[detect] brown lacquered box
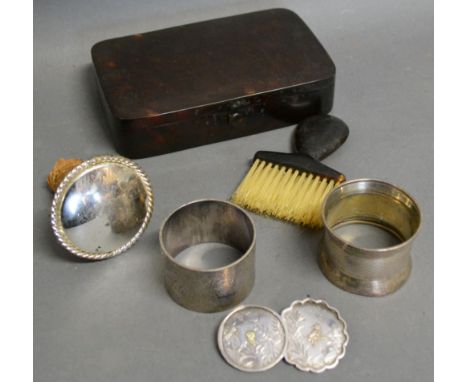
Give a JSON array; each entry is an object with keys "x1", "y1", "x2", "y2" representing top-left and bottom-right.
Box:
[{"x1": 91, "y1": 9, "x2": 336, "y2": 158}]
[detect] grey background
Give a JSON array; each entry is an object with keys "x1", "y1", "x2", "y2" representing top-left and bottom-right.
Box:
[{"x1": 34, "y1": 0, "x2": 433, "y2": 381}]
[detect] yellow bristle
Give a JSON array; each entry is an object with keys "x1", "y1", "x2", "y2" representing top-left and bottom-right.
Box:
[{"x1": 231, "y1": 159, "x2": 342, "y2": 228}]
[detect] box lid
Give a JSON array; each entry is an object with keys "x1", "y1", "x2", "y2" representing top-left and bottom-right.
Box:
[{"x1": 91, "y1": 9, "x2": 335, "y2": 120}]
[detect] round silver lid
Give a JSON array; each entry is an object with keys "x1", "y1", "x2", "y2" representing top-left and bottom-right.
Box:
[
  {"x1": 218, "y1": 305, "x2": 287, "y2": 372},
  {"x1": 281, "y1": 298, "x2": 349, "y2": 373}
]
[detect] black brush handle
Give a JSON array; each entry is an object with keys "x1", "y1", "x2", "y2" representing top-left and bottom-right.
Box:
[{"x1": 254, "y1": 151, "x2": 345, "y2": 182}]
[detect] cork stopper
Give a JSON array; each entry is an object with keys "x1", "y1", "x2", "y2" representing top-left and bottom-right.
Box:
[{"x1": 47, "y1": 158, "x2": 83, "y2": 192}]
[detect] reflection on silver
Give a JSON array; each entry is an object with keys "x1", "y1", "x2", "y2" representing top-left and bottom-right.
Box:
[
  {"x1": 51, "y1": 156, "x2": 154, "y2": 260},
  {"x1": 281, "y1": 298, "x2": 348, "y2": 373},
  {"x1": 218, "y1": 305, "x2": 287, "y2": 372}
]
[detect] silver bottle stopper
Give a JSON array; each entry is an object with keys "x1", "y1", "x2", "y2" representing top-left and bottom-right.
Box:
[{"x1": 51, "y1": 155, "x2": 154, "y2": 260}]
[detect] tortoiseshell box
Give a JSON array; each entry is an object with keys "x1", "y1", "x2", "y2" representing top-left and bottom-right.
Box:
[{"x1": 91, "y1": 9, "x2": 336, "y2": 158}]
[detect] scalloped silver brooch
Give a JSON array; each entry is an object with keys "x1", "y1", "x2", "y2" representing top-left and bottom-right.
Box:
[{"x1": 281, "y1": 298, "x2": 349, "y2": 373}]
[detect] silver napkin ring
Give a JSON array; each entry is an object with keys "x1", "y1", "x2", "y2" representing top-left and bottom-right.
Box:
[
  {"x1": 160, "y1": 199, "x2": 256, "y2": 312},
  {"x1": 319, "y1": 179, "x2": 421, "y2": 296}
]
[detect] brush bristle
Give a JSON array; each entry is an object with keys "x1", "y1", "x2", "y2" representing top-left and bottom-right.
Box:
[{"x1": 231, "y1": 159, "x2": 342, "y2": 228}]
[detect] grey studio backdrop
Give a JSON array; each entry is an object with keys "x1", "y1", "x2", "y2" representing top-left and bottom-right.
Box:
[{"x1": 34, "y1": 0, "x2": 434, "y2": 381}]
